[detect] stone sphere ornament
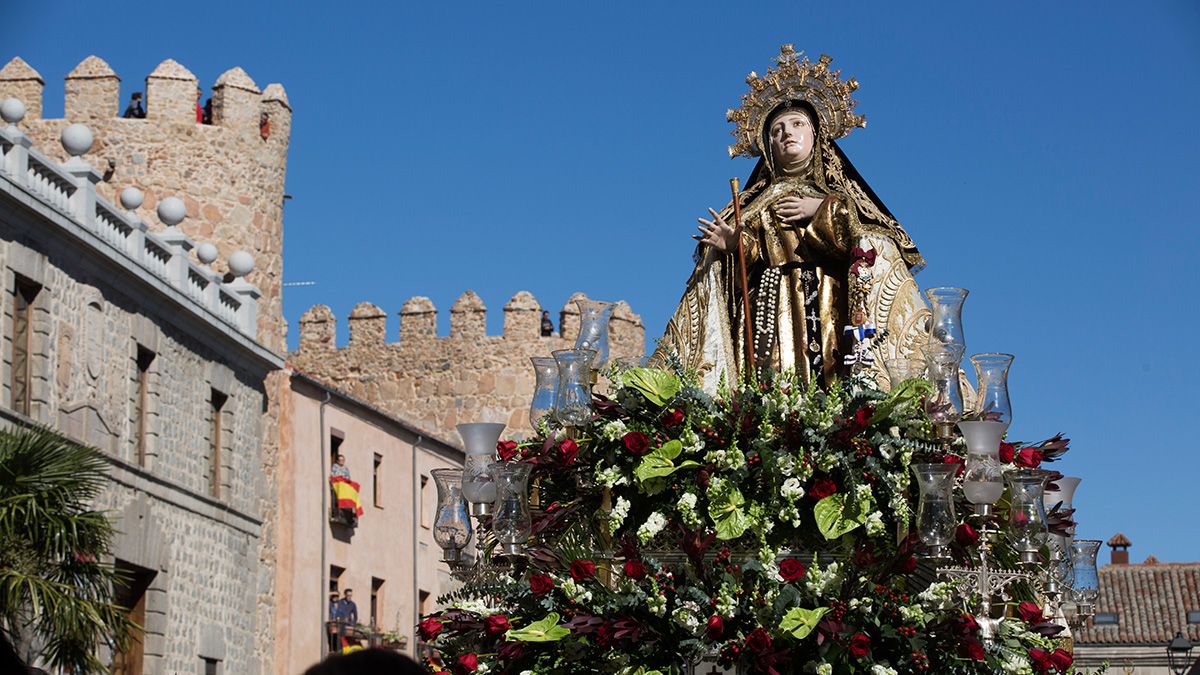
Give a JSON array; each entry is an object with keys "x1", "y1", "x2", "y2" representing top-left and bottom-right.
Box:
[
  {"x1": 0, "y1": 98, "x2": 26, "y2": 125},
  {"x1": 61, "y1": 123, "x2": 94, "y2": 157},
  {"x1": 228, "y1": 250, "x2": 255, "y2": 277},
  {"x1": 197, "y1": 243, "x2": 219, "y2": 266},
  {"x1": 157, "y1": 196, "x2": 186, "y2": 227},
  {"x1": 119, "y1": 186, "x2": 144, "y2": 211}
]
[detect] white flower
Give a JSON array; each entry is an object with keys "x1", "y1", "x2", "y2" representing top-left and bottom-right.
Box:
[
  {"x1": 600, "y1": 419, "x2": 628, "y2": 440},
  {"x1": 864, "y1": 511, "x2": 885, "y2": 537},
  {"x1": 637, "y1": 511, "x2": 668, "y2": 544},
  {"x1": 817, "y1": 663, "x2": 833, "y2": 675},
  {"x1": 889, "y1": 425, "x2": 901, "y2": 439},
  {"x1": 781, "y1": 477, "x2": 805, "y2": 500},
  {"x1": 608, "y1": 496, "x2": 631, "y2": 530},
  {"x1": 777, "y1": 454, "x2": 796, "y2": 476},
  {"x1": 561, "y1": 578, "x2": 592, "y2": 603},
  {"x1": 595, "y1": 464, "x2": 628, "y2": 488},
  {"x1": 871, "y1": 666, "x2": 898, "y2": 675}
]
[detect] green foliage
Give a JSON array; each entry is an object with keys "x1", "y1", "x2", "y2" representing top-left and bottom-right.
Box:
[
  {"x1": 505, "y1": 613, "x2": 571, "y2": 642},
  {"x1": 779, "y1": 606, "x2": 830, "y2": 639},
  {"x1": 633, "y1": 440, "x2": 700, "y2": 487},
  {"x1": 621, "y1": 368, "x2": 681, "y2": 407},
  {"x1": 707, "y1": 486, "x2": 748, "y2": 540},
  {"x1": 0, "y1": 425, "x2": 135, "y2": 673},
  {"x1": 813, "y1": 493, "x2": 869, "y2": 540}
]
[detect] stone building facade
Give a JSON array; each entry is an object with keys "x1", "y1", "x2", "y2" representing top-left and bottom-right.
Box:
[
  {"x1": 288, "y1": 291, "x2": 645, "y2": 440},
  {"x1": 1, "y1": 56, "x2": 289, "y2": 674},
  {"x1": 276, "y1": 372, "x2": 463, "y2": 673}
]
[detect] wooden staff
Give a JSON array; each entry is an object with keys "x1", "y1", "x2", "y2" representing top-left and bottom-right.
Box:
[{"x1": 730, "y1": 178, "x2": 755, "y2": 374}]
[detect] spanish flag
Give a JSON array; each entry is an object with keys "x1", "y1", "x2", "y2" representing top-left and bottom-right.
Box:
[{"x1": 330, "y1": 476, "x2": 364, "y2": 516}]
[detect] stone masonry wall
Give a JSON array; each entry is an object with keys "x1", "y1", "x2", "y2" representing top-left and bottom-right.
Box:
[
  {"x1": 288, "y1": 291, "x2": 645, "y2": 439},
  {"x1": 0, "y1": 233, "x2": 269, "y2": 673},
  {"x1": 0, "y1": 55, "x2": 290, "y2": 354}
]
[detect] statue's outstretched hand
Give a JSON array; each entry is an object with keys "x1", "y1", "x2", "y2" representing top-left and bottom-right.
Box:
[
  {"x1": 775, "y1": 195, "x2": 825, "y2": 226},
  {"x1": 694, "y1": 208, "x2": 738, "y2": 252}
]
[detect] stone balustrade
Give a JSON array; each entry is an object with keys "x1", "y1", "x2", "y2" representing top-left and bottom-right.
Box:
[{"x1": 0, "y1": 107, "x2": 261, "y2": 339}]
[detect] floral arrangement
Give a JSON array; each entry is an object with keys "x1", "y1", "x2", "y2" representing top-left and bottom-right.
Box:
[{"x1": 420, "y1": 366, "x2": 1076, "y2": 674}]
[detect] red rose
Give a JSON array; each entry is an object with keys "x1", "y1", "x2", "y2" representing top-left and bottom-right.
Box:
[
  {"x1": 779, "y1": 558, "x2": 807, "y2": 582},
  {"x1": 418, "y1": 617, "x2": 443, "y2": 641},
  {"x1": 744, "y1": 626, "x2": 772, "y2": 653},
  {"x1": 484, "y1": 614, "x2": 511, "y2": 635},
  {"x1": 497, "y1": 440, "x2": 519, "y2": 461},
  {"x1": 1017, "y1": 601, "x2": 1043, "y2": 624},
  {"x1": 1029, "y1": 649, "x2": 1053, "y2": 675},
  {"x1": 943, "y1": 454, "x2": 965, "y2": 477},
  {"x1": 570, "y1": 559, "x2": 597, "y2": 581},
  {"x1": 705, "y1": 615, "x2": 725, "y2": 640},
  {"x1": 497, "y1": 641, "x2": 526, "y2": 661},
  {"x1": 955, "y1": 522, "x2": 980, "y2": 547},
  {"x1": 953, "y1": 613, "x2": 980, "y2": 636},
  {"x1": 595, "y1": 622, "x2": 616, "y2": 648},
  {"x1": 623, "y1": 558, "x2": 648, "y2": 580},
  {"x1": 529, "y1": 574, "x2": 554, "y2": 596},
  {"x1": 853, "y1": 405, "x2": 874, "y2": 428},
  {"x1": 662, "y1": 409, "x2": 685, "y2": 428},
  {"x1": 623, "y1": 431, "x2": 650, "y2": 456},
  {"x1": 809, "y1": 478, "x2": 838, "y2": 500},
  {"x1": 557, "y1": 438, "x2": 579, "y2": 465},
  {"x1": 1016, "y1": 447, "x2": 1043, "y2": 468},
  {"x1": 455, "y1": 653, "x2": 478, "y2": 674},
  {"x1": 847, "y1": 633, "x2": 871, "y2": 658},
  {"x1": 958, "y1": 637, "x2": 985, "y2": 661},
  {"x1": 999, "y1": 442, "x2": 1016, "y2": 464},
  {"x1": 1050, "y1": 648, "x2": 1073, "y2": 672},
  {"x1": 895, "y1": 555, "x2": 917, "y2": 574}
]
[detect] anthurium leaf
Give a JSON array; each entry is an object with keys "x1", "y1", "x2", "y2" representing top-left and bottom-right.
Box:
[
  {"x1": 505, "y1": 612, "x2": 571, "y2": 642},
  {"x1": 709, "y1": 486, "x2": 748, "y2": 540},
  {"x1": 780, "y1": 606, "x2": 831, "y2": 639},
  {"x1": 813, "y1": 493, "x2": 867, "y2": 540},
  {"x1": 621, "y1": 368, "x2": 681, "y2": 407},
  {"x1": 634, "y1": 441, "x2": 699, "y2": 484},
  {"x1": 871, "y1": 377, "x2": 932, "y2": 425}
]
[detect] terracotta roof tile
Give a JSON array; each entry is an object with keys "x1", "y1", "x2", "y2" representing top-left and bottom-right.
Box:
[
  {"x1": 1076, "y1": 562, "x2": 1200, "y2": 645},
  {"x1": 1108, "y1": 532, "x2": 1132, "y2": 547}
]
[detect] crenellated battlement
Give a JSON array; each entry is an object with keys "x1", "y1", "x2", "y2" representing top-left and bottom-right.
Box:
[
  {"x1": 0, "y1": 55, "x2": 292, "y2": 353},
  {"x1": 289, "y1": 291, "x2": 646, "y2": 438}
]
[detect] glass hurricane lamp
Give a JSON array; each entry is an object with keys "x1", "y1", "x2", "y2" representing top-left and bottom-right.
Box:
[
  {"x1": 970, "y1": 353, "x2": 1014, "y2": 424},
  {"x1": 574, "y1": 299, "x2": 613, "y2": 369},
  {"x1": 912, "y1": 463, "x2": 958, "y2": 559},
  {"x1": 490, "y1": 462, "x2": 533, "y2": 557},
  {"x1": 457, "y1": 423, "x2": 505, "y2": 517},
  {"x1": 1069, "y1": 539, "x2": 1101, "y2": 617},
  {"x1": 922, "y1": 344, "x2": 965, "y2": 437},
  {"x1": 430, "y1": 468, "x2": 472, "y2": 564},
  {"x1": 1007, "y1": 470, "x2": 1050, "y2": 564},
  {"x1": 553, "y1": 349, "x2": 595, "y2": 426},
  {"x1": 925, "y1": 287, "x2": 968, "y2": 351},
  {"x1": 529, "y1": 357, "x2": 558, "y2": 431}
]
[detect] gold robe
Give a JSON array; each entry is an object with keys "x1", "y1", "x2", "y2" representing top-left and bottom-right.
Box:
[{"x1": 653, "y1": 172, "x2": 931, "y2": 393}]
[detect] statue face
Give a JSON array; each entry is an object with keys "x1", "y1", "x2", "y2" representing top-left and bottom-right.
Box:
[{"x1": 768, "y1": 109, "x2": 815, "y2": 171}]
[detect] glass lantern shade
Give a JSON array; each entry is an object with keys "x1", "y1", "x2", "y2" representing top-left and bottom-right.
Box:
[
  {"x1": 970, "y1": 353, "x2": 1014, "y2": 424},
  {"x1": 962, "y1": 454, "x2": 1005, "y2": 508},
  {"x1": 553, "y1": 349, "x2": 595, "y2": 426},
  {"x1": 1069, "y1": 539, "x2": 1102, "y2": 612},
  {"x1": 457, "y1": 423, "x2": 505, "y2": 516},
  {"x1": 884, "y1": 357, "x2": 926, "y2": 389},
  {"x1": 430, "y1": 468, "x2": 472, "y2": 563},
  {"x1": 490, "y1": 462, "x2": 533, "y2": 556},
  {"x1": 574, "y1": 299, "x2": 613, "y2": 369},
  {"x1": 912, "y1": 463, "x2": 958, "y2": 557},
  {"x1": 1007, "y1": 470, "x2": 1050, "y2": 563},
  {"x1": 922, "y1": 344, "x2": 965, "y2": 426},
  {"x1": 925, "y1": 287, "x2": 968, "y2": 350},
  {"x1": 529, "y1": 357, "x2": 559, "y2": 431},
  {"x1": 1044, "y1": 476, "x2": 1081, "y2": 512}
]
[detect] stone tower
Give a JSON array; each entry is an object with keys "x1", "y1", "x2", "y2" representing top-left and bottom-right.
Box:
[
  {"x1": 288, "y1": 291, "x2": 646, "y2": 439},
  {"x1": 0, "y1": 55, "x2": 290, "y2": 352}
]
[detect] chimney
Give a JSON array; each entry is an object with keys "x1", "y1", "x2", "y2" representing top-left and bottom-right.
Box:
[{"x1": 1107, "y1": 532, "x2": 1131, "y2": 565}]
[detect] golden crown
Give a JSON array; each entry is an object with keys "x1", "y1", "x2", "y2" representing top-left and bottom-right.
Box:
[{"x1": 726, "y1": 45, "x2": 866, "y2": 158}]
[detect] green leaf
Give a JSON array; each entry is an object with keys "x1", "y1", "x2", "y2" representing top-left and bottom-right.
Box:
[
  {"x1": 505, "y1": 612, "x2": 571, "y2": 642},
  {"x1": 813, "y1": 493, "x2": 869, "y2": 540},
  {"x1": 779, "y1": 606, "x2": 831, "y2": 639},
  {"x1": 871, "y1": 377, "x2": 932, "y2": 425},
  {"x1": 621, "y1": 368, "x2": 681, "y2": 407},
  {"x1": 709, "y1": 487, "x2": 748, "y2": 540},
  {"x1": 633, "y1": 440, "x2": 700, "y2": 484}
]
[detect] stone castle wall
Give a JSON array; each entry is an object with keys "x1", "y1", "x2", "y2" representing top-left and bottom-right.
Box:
[
  {"x1": 0, "y1": 55, "x2": 290, "y2": 354},
  {"x1": 288, "y1": 291, "x2": 645, "y2": 439}
]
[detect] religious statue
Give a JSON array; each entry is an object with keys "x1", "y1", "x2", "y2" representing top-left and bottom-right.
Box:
[{"x1": 653, "y1": 46, "x2": 931, "y2": 392}]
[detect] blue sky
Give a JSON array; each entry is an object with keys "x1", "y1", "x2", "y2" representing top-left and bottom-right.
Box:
[{"x1": 9, "y1": 2, "x2": 1200, "y2": 562}]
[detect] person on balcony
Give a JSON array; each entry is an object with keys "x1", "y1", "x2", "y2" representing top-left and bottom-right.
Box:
[
  {"x1": 331, "y1": 454, "x2": 351, "y2": 480},
  {"x1": 338, "y1": 589, "x2": 359, "y2": 628},
  {"x1": 327, "y1": 592, "x2": 343, "y2": 655}
]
